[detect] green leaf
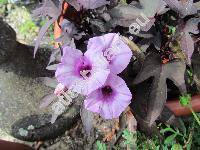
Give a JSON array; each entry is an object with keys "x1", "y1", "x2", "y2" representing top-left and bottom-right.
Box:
[
  {"x1": 162, "y1": 145, "x2": 169, "y2": 150},
  {"x1": 0, "y1": 0, "x2": 8, "y2": 5},
  {"x1": 122, "y1": 129, "x2": 135, "y2": 145},
  {"x1": 160, "y1": 127, "x2": 176, "y2": 135},
  {"x1": 179, "y1": 94, "x2": 191, "y2": 107},
  {"x1": 164, "y1": 133, "x2": 177, "y2": 145},
  {"x1": 187, "y1": 69, "x2": 193, "y2": 77},
  {"x1": 171, "y1": 144, "x2": 183, "y2": 150},
  {"x1": 168, "y1": 26, "x2": 176, "y2": 35},
  {"x1": 186, "y1": 141, "x2": 192, "y2": 150},
  {"x1": 179, "y1": 119, "x2": 187, "y2": 136},
  {"x1": 122, "y1": 129, "x2": 137, "y2": 150},
  {"x1": 96, "y1": 140, "x2": 107, "y2": 150},
  {"x1": 156, "y1": 146, "x2": 160, "y2": 150}
]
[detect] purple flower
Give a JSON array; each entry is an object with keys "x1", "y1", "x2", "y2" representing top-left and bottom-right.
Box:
[
  {"x1": 55, "y1": 46, "x2": 110, "y2": 95},
  {"x1": 84, "y1": 74, "x2": 132, "y2": 119},
  {"x1": 87, "y1": 33, "x2": 132, "y2": 74}
]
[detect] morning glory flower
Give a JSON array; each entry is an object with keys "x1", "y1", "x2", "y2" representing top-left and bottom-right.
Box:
[
  {"x1": 87, "y1": 33, "x2": 132, "y2": 74},
  {"x1": 55, "y1": 46, "x2": 110, "y2": 95},
  {"x1": 84, "y1": 74, "x2": 132, "y2": 119}
]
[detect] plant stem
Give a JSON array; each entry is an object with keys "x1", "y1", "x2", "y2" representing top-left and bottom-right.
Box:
[
  {"x1": 189, "y1": 106, "x2": 200, "y2": 126},
  {"x1": 183, "y1": 121, "x2": 194, "y2": 149}
]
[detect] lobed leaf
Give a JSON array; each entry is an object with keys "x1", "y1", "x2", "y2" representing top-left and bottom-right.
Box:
[
  {"x1": 180, "y1": 18, "x2": 200, "y2": 64},
  {"x1": 163, "y1": 0, "x2": 197, "y2": 17},
  {"x1": 33, "y1": 0, "x2": 63, "y2": 57}
]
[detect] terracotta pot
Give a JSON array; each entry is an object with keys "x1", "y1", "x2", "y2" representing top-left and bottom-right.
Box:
[
  {"x1": 0, "y1": 140, "x2": 33, "y2": 150},
  {"x1": 166, "y1": 95, "x2": 200, "y2": 116}
]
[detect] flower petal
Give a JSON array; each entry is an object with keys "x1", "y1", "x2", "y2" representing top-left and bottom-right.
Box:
[
  {"x1": 108, "y1": 75, "x2": 132, "y2": 97},
  {"x1": 84, "y1": 89, "x2": 103, "y2": 113},
  {"x1": 87, "y1": 68, "x2": 110, "y2": 93},
  {"x1": 84, "y1": 74, "x2": 132, "y2": 119},
  {"x1": 86, "y1": 33, "x2": 132, "y2": 74},
  {"x1": 109, "y1": 34, "x2": 132, "y2": 74},
  {"x1": 61, "y1": 46, "x2": 83, "y2": 64},
  {"x1": 55, "y1": 63, "x2": 79, "y2": 87},
  {"x1": 55, "y1": 46, "x2": 83, "y2": 87},
  {"x1": 87, "y1": 33, "x2": 117, "y2": 53},
  {"x1": 109, "y1": 93, "x2": 131, "y2": 118},
  {"x1": 85, "y1": 50, "x2": 109, "y2": 69},
  {"x1": 69, "y1": 67, "x2": 110, "y2": 95}
]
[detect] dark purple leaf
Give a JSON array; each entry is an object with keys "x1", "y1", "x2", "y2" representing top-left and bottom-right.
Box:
[
  {"x1": 33, "y1": 0, "x2": 64, "y2": 57},
  {"x1": 133, "y1": 53, "x2": 186, "y2": 126},
  {"x1": 163, "y1": 0, "x2": 197, "y2": 17},
  {"x1": 66, "y1": 0, "x2": 82, "y2": 11},
  {"x1": 109, "y1": 0, "x2": 167, "y2": 28},
  {"x1": 77, "y1": 0, "x2": 109, "y2": 10},
  {"x1": 55, "y1": 19, "x2": 81, "y2": 47},
  {"x1": 90, "y1": 19, "x2": 110, "y2": 32},
  {"x1": 34, "y1": 17, "x2": 57, "y2": 57},
  {"x1": 180, "y1": 18, "x2": 200, "y2": 64},
  {"x1": 60, "y1": 19, "x2": 77, "y2": 36},
  {"x1": 48, "y1": 48, "x2": 61, "y2": 65},
  {"x1": 67, "y1": 0, "x2": 109, "y2": 10},
  {"x1": 180, "y1": 33, "x2": 194, "y2": 64},
  {"x1": 32, "y1": 0, "x2": 60, "y2": 18}
]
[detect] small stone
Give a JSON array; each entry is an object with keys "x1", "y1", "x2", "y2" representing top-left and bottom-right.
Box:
[
  {"x1": 27, "y1": 125, "x2": 35, "y2": 130},
  {"x1": 18, "y1": 128, "x2": 28, "y2": 137}
]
